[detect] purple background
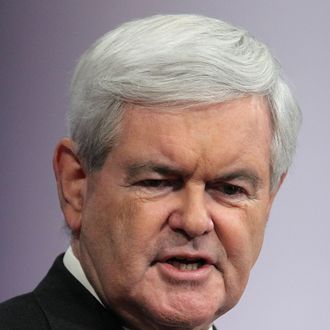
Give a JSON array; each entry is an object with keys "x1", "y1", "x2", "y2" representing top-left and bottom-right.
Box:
[{"x1": 1, "y1": 1, "x2": 329, "y2": 329}]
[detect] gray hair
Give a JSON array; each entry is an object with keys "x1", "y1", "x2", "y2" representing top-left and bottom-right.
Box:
[{"x1": 69, "y1": 14, "x2": 301, "y2": 189}]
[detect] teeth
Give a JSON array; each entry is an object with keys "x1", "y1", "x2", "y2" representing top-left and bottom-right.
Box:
[{"x1": 171, "y1": 261, "x2": 201, "y2": 271}]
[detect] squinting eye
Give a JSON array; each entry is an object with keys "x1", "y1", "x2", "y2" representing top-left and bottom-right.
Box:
[
  {"x1": 137, "y1": 179, "x2": 168, "y2": 188},
  {"x1": 208, "y1": 182, "x2": 246, "y2": 197},
  {"x1": 221, "y1": 183, "x2": 245, "y2": 195},
  {"x1": 135, "y1": 179, "x2": 182, "y2": 190}
]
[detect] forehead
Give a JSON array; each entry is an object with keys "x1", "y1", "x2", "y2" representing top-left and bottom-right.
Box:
[{"x1": 112, "y1": 96, "x2": 272, "y2": 177}]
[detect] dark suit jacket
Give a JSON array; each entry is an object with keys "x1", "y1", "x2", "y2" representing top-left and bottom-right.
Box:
[
  {"x1": 0, "y1": 254, "x2": 124, "y2": 329},
  {"x1": 0, "y1": 254, "x2": 217, "y2": 330}
]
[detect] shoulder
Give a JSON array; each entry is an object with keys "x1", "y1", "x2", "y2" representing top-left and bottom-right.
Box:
[
  {"x1": 0, "y1": 292, "x2": 49, "y2": 329},
  {"x1": 0, "y1": 254, "x2": 124, "y2": 329}
]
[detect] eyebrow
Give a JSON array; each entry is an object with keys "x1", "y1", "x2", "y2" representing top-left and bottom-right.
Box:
[
  {"x1": 217, "y1": 170, "x2": 263, "y2": 189},
  {"x1": 125, "y1": 162, "x2": 263, "y2": 187},
  {"x1": 125, "y1": 161, "x2": 185, "y2": 178}
]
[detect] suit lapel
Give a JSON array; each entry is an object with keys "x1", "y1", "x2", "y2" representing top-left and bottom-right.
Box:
[{"x1": 33, "y1": 254, "x2": 124, "y2": 329}]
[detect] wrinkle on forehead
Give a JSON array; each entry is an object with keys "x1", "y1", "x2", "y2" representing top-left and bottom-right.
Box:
[
  {"x1": 116, "y1": 96, "x2": 272, "y2": 181},
  {"x1": 124, "y1": 95, "x2": 270, "y2": 119},
  {"x1": 123, "y1": 96, "x2": 271, "y2": 140}
]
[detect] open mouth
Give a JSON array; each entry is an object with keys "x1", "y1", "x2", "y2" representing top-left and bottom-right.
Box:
[{"x1": 165, "y1": 257, "x2": 206, "y2": 271}]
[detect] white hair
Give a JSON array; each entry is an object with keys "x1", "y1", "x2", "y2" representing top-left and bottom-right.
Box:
[{"x1": 69, "y1": 14, "x2": 301, "y2": 189}]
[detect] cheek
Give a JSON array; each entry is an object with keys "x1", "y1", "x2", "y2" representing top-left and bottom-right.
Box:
[
  {"x1": 101, "y1": 194, "x2": 171, "y2": 265},
  {"x1": 82, "y1": 196, "x2": 165, "y2": 292},
  {"x1": 248, "y1": 204, "x2": 270, "y2": 262},
  {"x1": 213, "y1": 205, "x2": 267, "y2": 269},
  {"x1": 117, "y1": 197, "x2": 167, "y2": 240}
]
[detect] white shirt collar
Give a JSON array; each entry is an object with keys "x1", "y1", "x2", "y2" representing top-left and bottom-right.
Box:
[
  {"x1": 63, "y1": 246, "x2": 104, "y2": 305},
  {"x1": 63, "y1": 247, "x2": 213, "y2": 330}
]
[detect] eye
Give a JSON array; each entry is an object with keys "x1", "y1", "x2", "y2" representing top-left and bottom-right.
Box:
[
  {"x1": 207, "y1": 182, "x2": 247, "y2": 197},
  {"x1": 220, "y1": 183, "x2": 245, "y2": 196},
  {"x1": 137, "y1": 179, "x2": 169, "y2": 188},
  {"x1": 134, "y1": 179, "x2": 182, "y2": 190}
]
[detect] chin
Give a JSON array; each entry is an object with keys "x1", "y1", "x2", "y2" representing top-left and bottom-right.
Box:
[
  {"x1": 138, "y1": 296, "x2": 220, "y2": 330},
  {"x1": 148, "y1": 313, "x2": 214, "y2": 330}
]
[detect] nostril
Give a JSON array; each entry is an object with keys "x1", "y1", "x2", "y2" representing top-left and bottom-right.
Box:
[
  {"x1": 206, "y1": 217, "x2": 214, "y2": 232},
  {"x1": 168, "y1": 210, "x2": 213, "y2": 238}
]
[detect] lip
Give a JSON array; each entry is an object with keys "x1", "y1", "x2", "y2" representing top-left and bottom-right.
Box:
[
  {"x1": 157, "y1": 251, "x2": 216, "y2": 265},
  {"x1": 154, "y1": 252, "x2": 216, "y2": 282}
]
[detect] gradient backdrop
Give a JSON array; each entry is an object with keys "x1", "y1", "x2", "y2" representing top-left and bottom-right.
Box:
[{"x1": 1, "y1": 1, "x2": 329, "y2": 329}]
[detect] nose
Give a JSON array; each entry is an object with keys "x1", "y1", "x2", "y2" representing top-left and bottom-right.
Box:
[{"x1": 168, "y1": 186, "x2": 214, "y2": 238}]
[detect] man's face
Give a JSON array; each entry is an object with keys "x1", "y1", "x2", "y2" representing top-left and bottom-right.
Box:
[{"x1": 75, "y1": 96, "x2": 277, "y2": 329}]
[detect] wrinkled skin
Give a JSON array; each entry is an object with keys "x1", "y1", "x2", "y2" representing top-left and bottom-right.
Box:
[{"x1": 54, "y1": 96, "x2": 283, "y2": 330}]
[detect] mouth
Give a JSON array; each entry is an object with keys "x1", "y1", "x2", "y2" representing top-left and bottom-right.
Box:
[
  {"x1": 165, "y1": 257, "x2": 206, "y2": 271},
  {"x1": 154, "y1": 251, "x2": 216, "y2": 285},
  {"x1": 154, "y1": 254, "x2": 214, "y2": 282}
]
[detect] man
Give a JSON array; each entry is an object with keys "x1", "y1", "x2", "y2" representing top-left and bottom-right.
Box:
[{"x1": 0, "y1": 14, "x2": 301, "y2": 329}]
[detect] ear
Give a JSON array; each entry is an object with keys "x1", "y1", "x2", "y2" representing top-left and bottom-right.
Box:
[
  {"x1": 53, "y1": 138, "x2": 86, "y2": 236},
  {"x1": 270, "y1": 172, "x2": 287, "y2": 203}
]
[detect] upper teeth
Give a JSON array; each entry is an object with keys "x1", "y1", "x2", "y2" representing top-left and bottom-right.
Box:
[{"x1": 170, "y1": 260, "x2": 202, "y2": 271}]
